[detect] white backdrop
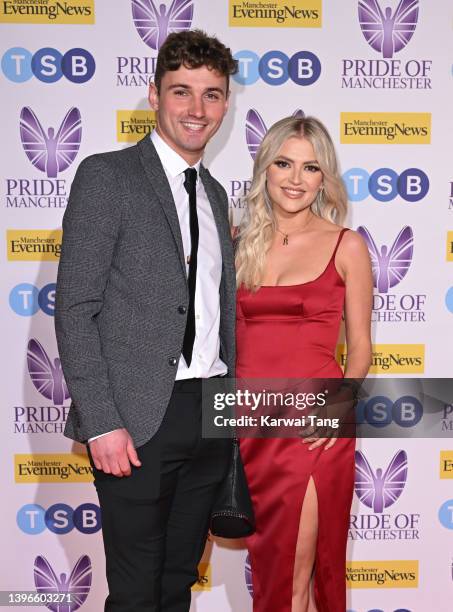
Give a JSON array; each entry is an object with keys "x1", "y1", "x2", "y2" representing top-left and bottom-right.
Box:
[{"x1": 2, "y1": 1, "x2": 452, "y2": 611}]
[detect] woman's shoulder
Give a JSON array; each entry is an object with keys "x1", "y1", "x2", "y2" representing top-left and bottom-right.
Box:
[{"x1": 336, "y1": 227, "x2": 371, "y2": 264}]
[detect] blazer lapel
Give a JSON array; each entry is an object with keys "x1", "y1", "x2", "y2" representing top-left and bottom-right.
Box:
[{"x1": 137, "y1": 136, "x2": 186, "y2": 277}]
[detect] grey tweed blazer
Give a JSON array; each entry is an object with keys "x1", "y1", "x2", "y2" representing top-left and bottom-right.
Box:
[{"x1": 55, "y1": 136, "x2": 236, "y2": 448}]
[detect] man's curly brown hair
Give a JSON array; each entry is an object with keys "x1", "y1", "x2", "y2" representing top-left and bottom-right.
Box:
[{"x1": 154, "y1": 29, "x2": 238, "y2": 92}]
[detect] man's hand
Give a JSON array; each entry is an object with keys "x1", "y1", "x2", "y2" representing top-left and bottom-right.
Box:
[{"x1": 89, "y1": 428, "x2": 142, "y2": 477}]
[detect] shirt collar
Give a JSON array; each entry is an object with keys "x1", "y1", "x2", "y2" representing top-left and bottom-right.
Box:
[{"x1": 151, "y1": 129, "x2": 201, "y2": 179}]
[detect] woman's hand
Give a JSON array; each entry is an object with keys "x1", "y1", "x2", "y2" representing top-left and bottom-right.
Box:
[{"x1": 301, "y1": 387, "x2": 357, "y2": 450}]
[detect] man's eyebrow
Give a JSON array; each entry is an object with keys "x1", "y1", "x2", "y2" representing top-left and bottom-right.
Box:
[
  {"x1": 205, "y1": 87, "x2": 226, "y2": 94},
  {"x1": 167, "y1": 84, "x2": 226, "y2": 95}
]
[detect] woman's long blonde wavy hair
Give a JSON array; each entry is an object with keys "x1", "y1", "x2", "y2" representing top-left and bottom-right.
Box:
[{"x1": 235, "y1": 115, "x2": 348, "y2": 291}]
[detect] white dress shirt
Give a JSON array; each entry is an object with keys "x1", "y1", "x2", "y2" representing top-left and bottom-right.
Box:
[
  {"x1": 151, "y1": 130, "x2": 226, "y2": 379},
  {"x1": 89, "y1": 130, "x2": 226, "y2": 442}
]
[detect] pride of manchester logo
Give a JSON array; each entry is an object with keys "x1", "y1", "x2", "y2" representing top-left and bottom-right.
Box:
[
  {"x1": 341, "y1": 1, "x2": 431, "y2": 90},
  {"x1": 358, "y1": 226, "x2": 413, "y2": 294},
  {"x1": 358, "y1": 0, "x2": 419, "y2": 59},
  {"x1": 246, "y1": 108, "x2": 304, "y2": 159},
  {"x1": 355, "y1": 450, "x2": 407, "y2": 512},
  {"x1": 34, "y1": 555, "x2": 92, "y2": 610},
  {"x1": 131, "y1": 0, "x2": 193, "y2": 50},
  {"x1": 116, "y1": 0, "x2": 193, "y2": 87},
  {"x1": 358, "y1": 226, "x2": 426, "y2": 324},
  {"x1": 20, "y1": 107, "x2": 81, "y2": 178}
]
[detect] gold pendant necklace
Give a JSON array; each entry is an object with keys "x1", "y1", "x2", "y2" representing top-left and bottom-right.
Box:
[
  {"x1": 276, "y1": 229, "x2": 289, "y2": 246},
  {"x1": 275, "y1": 215, "x2": 314, "y2": 246}
]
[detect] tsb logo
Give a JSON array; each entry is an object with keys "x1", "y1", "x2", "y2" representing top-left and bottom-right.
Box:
[
  {"x1": 233, "y1": 49, "x2": 321, "y2": 86},
  {"x1": 343, "y1": 168, "x2": 429, "y2": 202},
  {"x1": 347, "y1": 609, "x2": 411, "y2": 612},
  {"x1": 2, "y1": 47, "x2": 95, "y2": 83},
  {"x1": 356, "y1": 396, "x2": 423, "y2": 427},
  {"x1": 438, "y1": 499, "x2": 453, "y2": 530},
  {"x1": 17, "y1": 502, "x2": 101, "y2": 534},
  {"x1": 9, "y1": 283, "x2": 56, "y2": 316}
]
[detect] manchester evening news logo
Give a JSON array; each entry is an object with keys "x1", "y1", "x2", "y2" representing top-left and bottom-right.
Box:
[
  {"x1": 15, "y1": 454, "x2": 93, "y2": 483},
  {"x1": 192, "y1": 563, "x2": 211, "y2": 591},
  {"x1": 440, "y1": 451, "x2": 453, "y2": 479},
  {"x1": 340, "y1": 112, "x2": 431, "y2": 144},
  {"x1": 446, "y1": 232, "x2": 453, "y2": 261},
  {"x1": 342, "y1": 1, "x2": 431, "y2": 90},
  {"x1": 0, "y1": 0, "x2": 95, "y2": 24},
  {"x1": 350, "y1": 450, "x2": 420, "y2": 542},
  {"x1": 117, "y1": 110, "x2": 156, "y2": 142},
  {"x1": 6, "y1": 230, "x2": 62, "y2": 261},
  {"x1": 34, "y1": 555, "x2": 92, "y2": 610},
  {"x1": 229, "y1": 0, "x2": 321, "y2": 27},
  {"x1": 116, "y1": 0, "x2": 193, "y2": 87},
  {"x1": 345, "y1": 560, "x2": 419, "y2": 588},
  {"x1": 337, "y1": 344, "x2": 424, "y2": 374}
]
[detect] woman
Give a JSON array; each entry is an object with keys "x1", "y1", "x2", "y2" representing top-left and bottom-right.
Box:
[{"x1": 235, "y1": 116, "x2": 372, "y2": 612}]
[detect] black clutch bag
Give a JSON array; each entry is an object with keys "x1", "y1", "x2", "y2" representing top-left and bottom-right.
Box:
[{"x1": 210, "y1": 438, "x2": 256, "y2": 538}]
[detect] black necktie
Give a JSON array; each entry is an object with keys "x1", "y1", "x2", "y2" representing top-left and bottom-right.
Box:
[{"x1": 182, "y1": 167, "x2": 199, "y2": 366}]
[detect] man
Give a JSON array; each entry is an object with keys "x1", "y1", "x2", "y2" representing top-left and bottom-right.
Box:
[{"x1": 55, "y1": 30, "x2": 237, "y2": 612}]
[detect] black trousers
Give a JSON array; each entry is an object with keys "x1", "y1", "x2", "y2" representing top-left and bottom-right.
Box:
[{"x1": 90, "y1": 379, "x2": 231, "y2": 612}]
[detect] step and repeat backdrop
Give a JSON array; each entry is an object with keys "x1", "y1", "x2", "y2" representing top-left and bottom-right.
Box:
[{"x1": 1, "y1": 1, "x2": 452, "y2": 610}]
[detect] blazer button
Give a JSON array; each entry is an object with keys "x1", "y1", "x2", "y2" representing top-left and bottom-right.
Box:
[
  {"x1": 178, "y1": 305, "x2": 187, "y2": 314},
  {"x1": 168, "y1": 357, "x2": 178, "y2": 366}
]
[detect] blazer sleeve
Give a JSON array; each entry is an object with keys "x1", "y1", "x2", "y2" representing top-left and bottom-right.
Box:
[{"x1": 55, "y1": 155, "x2": 126, "y2": 441}]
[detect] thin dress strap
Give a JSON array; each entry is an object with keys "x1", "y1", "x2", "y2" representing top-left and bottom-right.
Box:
[{"x1": 331, "y1": 228, "x2": 349, "y2": 261}]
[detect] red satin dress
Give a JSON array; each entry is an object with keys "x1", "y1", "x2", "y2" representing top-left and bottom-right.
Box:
[{"x1": 237, "y1": 229, "x2": 354, "y2": 612}]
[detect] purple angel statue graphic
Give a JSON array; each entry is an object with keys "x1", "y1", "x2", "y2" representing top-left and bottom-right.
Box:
[
  {"x1": 357, "y1": 225, "x2": 413, "y2": 294},
  {"x1": 20, "y1": 107, "x2": 81, "y2": 179},
  {"x1": 358, "y1": 0, "x2": 419, "y2": 59},
  {"x1": 27, "y1": 338, "x2": 70, "y2": 406},
  {"x1": 131, "y1": 0, "x2": 193, "y2": 51},
  {"x1": 245, "y1": 108, "x2": 305, "y2": 160},
  {"x1": 244, "y1": 553, "x2": 253, "y2": 598},
  {"x1": 34, "y1": 555, "x2": 92, "y2": 612},
  {"x1": 355, "y1": 449, "x2": 408, "y2": 513}
]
